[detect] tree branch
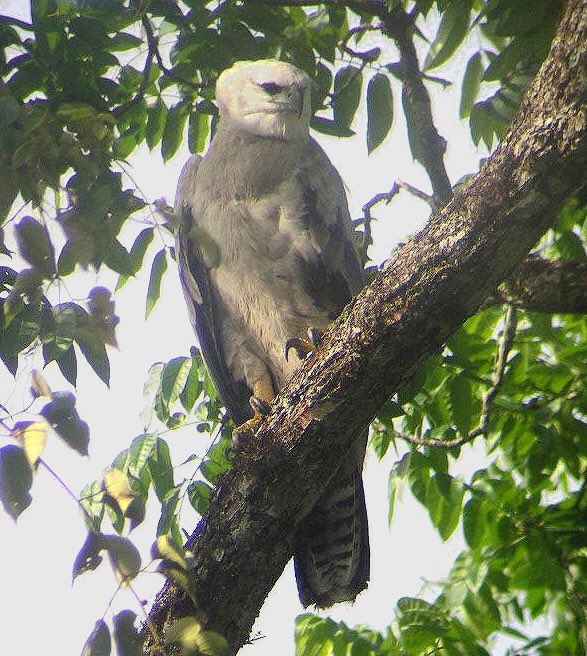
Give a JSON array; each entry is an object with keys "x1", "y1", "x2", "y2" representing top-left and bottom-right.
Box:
[
  {"x1": 145, "y1": 1, "x2": 587, "y2": 652},
  {"x1": 488, "y1": 256, "x2": 587, "y2": 313},
  {"x1": 381, "y1": 8, "x2": 453, "y2": 205}
]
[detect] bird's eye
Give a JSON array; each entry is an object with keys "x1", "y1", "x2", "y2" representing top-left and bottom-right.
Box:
[{"x1": 260, "y1": 82, "x2": 283, "y2": 96}]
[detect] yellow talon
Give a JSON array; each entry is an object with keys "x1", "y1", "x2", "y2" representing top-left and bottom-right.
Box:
[
  {"x1": 284, "y1": 327, "x2": 323, "y2": 361},
  {"x1": 232, "y1": 376, "x2": 275, "y2": 445}
]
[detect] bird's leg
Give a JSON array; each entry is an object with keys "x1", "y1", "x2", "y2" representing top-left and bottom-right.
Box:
[
  {"x1": 284, "y1": 327, "x2": 323, "y2": 362},
  {"x1": 232, "y1": 375, "x2": 275, "y2": 444}
]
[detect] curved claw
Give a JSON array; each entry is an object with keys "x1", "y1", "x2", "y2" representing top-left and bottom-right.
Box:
[
  {"x1": 285, "y1": 327, "x2": 324, "y2": 362},
  {"x1": 231, "y1": 394, "x2": 272, "y2": 447},
  {"x1": 285, "y1": 337, "x2": 302, "y2": 362}
]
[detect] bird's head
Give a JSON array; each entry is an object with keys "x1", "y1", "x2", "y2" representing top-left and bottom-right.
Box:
[{"x1": 216, "y1": 60, "x2": 312, "y2": 141}]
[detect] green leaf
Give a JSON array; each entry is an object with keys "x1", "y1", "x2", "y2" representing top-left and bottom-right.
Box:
[
  {"x1": 104, "y1": 240, "x2": 133, "y2": 276},
  {"x1": 72, "y1": 532, "x2": 103, "y2": 581},
  {"x1": 470, "y1": 101, "x2": 496, "y2": 150},
  {"x1": 126, "y1": 433, "x2": 158, "y2": 479},
  {"x1": 195, "y1": 631, "x2": 231, "y2": 656},
  {"x1": 426, "y1": 473, "x2": 464, "y2": 540},
  {"x1": 310, "y1": 116, "x2": 354, "y2": 137},
  {"x1": 113, "y1": 610, "x2": 142, "y2": 656},
  {"x1": 366, "y1": 73, "x2": 393, "y2": 153},
  {"x1": 100, "y1": 534, "x2": 141, "y2": 584},
  {"x1": 180, "y1": 356, "x2": 204, "y2": 412},
  {"x1": 80, "y1": 480, "x2": 105, "y2": 533},
  {"x1": 424, "y1": 0, "x2": 472, "y2": 70},
  {"x1": 146, "y1": 98, "x2": 167, "y2": 150},
  {"x1": 148, "y1": 438, "x2": 175, "y2": 503},
  {"x1": 42, "y1": 302, "x2": 77, "y2": 367},
  {"x1": 449, "y1": 376, "x2": 473, "y2": 436},
  {"x1": 40, "y1": 391, "x2": 90, "y2": 456},
  {"x1": 159, "y1": 356, "x2": 192, "y2": 411},
  {"x1": 165, "y1": 618, "x2": 230, "y2": 656},
  {"x1": 311, "y1": 61, "x2": 332, "y2": 113},
  {"x1": 56, "y1": 345, "x2": 77, "y2": 386},
  {"x1": 165, "y1": 617, "x2": 203, "y2": 653},
  {"x1": 161, "y1": 102, "x2": 189, "y2": 162},
  {"x1": 0, "y1": 445, "x2": 33, "y2": 520},
  {"x1": 460, "y1": 52, "x2": 483, "y2": 118},
  {"x1": 12, "y1": 419, "x2": 48, "y2": 467},
  {"x1": 483, "y1": 40, "x2": 525, "y2": 82},
  {"x1": 110, "y1": 32, "x2": 143, "y2": 51},
  {"x1": 15, "y1": 216, "x2": 56, "y2": 278},
  {"x1": 388, "y1": 452, "x2": 411, "y2": 524},
  {"x1": 151, "y1": 534, "x2": 188, "y2": 569},
  {"x1": 72, "y1": 304, "x2": 111, "y2": 385},
  {"x1": 146, "y1": 249, "x2": 167, "y2": 317},
  {"x1": 103, "y1": 468, "x2": 135, "y2": 515},
  {"x1": 462, "y1": 584, "x2": 502, "y2": 639},
  {"x1": 188, "y1": 480, "x2": 213, "y2": 515},
  {"x1": 462, "y1": 497, "x2": 487, "y2": 549},
  {"x1": 407, "y1": 450, "x2": 431, "y2": 506},
  {"x1": 192, "y1": 111, "x2": 211, "y2": 153},
  {"x1": 332, "y1": 65, "x2": 362, "y2": 128},
  {"x1": 156, "y1": 486, "x2": 180, "y2": 536},
  {"x1": 81, "y1": 619, "x2": 111, "y2": 656},
  {"x1": 398, "y1": 597, "x2": 448, "y2": 652}
]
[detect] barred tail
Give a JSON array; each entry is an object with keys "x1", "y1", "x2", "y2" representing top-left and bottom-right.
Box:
[{"x1": 293, "y1": 466, "x2": 369, "y2": 607}]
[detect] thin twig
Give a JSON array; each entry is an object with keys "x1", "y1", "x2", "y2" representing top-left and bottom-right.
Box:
[
  {"x1": 395, "y1": 179, "x2": 437, "y2": 210},
  {"x1": 141, "y1": 15, "x2": 203, "y2": 92},
  {"x1": 398, "y1": 305, "x2": 518, "y2": 448},
  {"x1": 381, "y1": 7, "x2": 453, "y2": 205},
  {"x1": 39, "y1": 458, "x2": 98, "y2": 526},
  {"x1": 128, "y1": 581, "x2": 168, "y2": 654},
  {"x1": 359, "y1": 183, "x2": 401, "y2": 251},
  {"x1": 112, "y1": 37, "x2": 155, "y2": 118},
  {"x1": 341, "y1": 23, "x2": 384, "y2": 60}
]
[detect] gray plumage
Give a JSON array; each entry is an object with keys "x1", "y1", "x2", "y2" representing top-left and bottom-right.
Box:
[{"x1": 175, "y1": 60, "x2": 369, "y2": 607}]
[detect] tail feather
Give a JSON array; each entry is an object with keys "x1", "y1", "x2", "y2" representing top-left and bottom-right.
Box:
[{"x1": 293, "y1": 466, "x2": 369, "y2": 607}]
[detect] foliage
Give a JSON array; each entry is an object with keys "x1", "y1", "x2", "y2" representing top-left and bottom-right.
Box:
[{"x1": 0, "y1": 1, "x2": 585, "y2": 655}]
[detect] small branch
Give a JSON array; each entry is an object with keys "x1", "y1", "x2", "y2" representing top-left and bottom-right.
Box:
[
  {"x1": 395, "y1": 180, "x2": 437, "y2": 209},
  {"x1": 477, "y1": 304, "x2": 518, "y2": 432},
  {"x1": 112, "y1": 33, "x2": 155, "y2": 118},
  {"x1": 357, "y1": 180, "x2": 435, "y2": 254},
  {"x1": 394, "y1": 431, "x2": 476, "y2": 449},
  {"x1": 141, "y1": 15, "x2": 203, "y2": 92},
  {"x1": 359, "y1": 183, "x2": 401, "y2": 251},
  {"x1": 341, "y1": 23, "x2": 384, "y2": 60},
  {"x1": 381, "y1": 8, "x2": 453, "y2": 205},
  {"x1": 488, "y1": 257, "x2": 587, "y2": 314},
  {"x1": 128, "y1": 582, "x2": 167, "y2": 655},
  {"x1": 39, "y1": 458, "x2": 98, "y2": 527},
  {"x1": 398, "y1": 305, "x2": 518, "y2": 449}
]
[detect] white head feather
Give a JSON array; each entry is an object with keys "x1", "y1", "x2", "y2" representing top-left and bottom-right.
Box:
[{"x1": 216, "y1": 60, "x2": 312, "y2": 141}]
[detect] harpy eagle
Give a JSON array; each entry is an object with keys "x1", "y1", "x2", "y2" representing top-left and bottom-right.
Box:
[{"x1": 175, "y1": 59, "x2": 369, "y2": 607}]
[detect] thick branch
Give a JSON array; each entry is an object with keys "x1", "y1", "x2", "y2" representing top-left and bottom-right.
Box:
[
  {"x1": 489, "y1": 256, "x2": 587, "y2": 313},
  {"x1": 145, "y1": 1, "x2": 586, "y2": 653},
  {"x1": 381, "y1": 9, "x2": 453, "y2": 205}
]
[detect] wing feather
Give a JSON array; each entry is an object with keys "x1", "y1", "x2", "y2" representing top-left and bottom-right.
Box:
[
  {"x1": 175, "y1": 156, "x2": 251, "y2": 424},
  {"x1": 293, "y1": 139, "x2": 364, "y2": 320}
]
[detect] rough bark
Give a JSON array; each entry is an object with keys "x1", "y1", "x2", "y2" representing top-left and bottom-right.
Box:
[
  {"x1": 145, "y1": 1, "x2": 586, "y2": 652},
  {"x1": 488, "y1": 257, "x2": 587, "y2": 313}
]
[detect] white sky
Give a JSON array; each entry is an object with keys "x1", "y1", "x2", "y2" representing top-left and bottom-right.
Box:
[{"x1": 0, "y1": 3, "x2": 496, "y2": 655}]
